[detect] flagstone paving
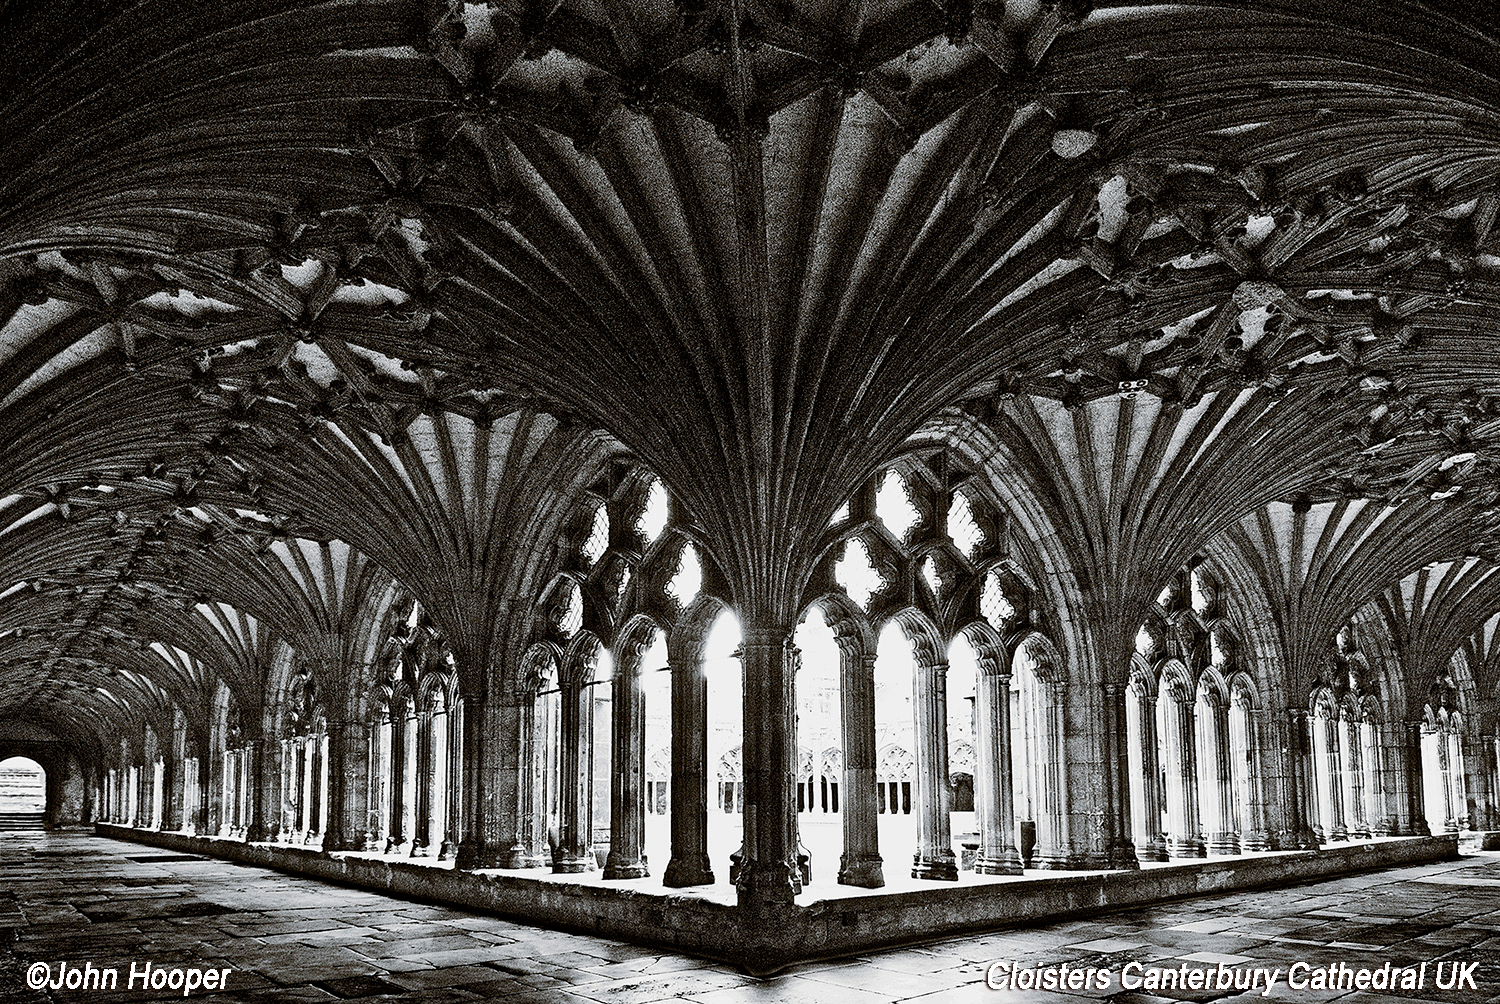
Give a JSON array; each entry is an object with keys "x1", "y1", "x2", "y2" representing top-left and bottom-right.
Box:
[{"x1": 3, "y1": 833, "x2": 1500, "y2": 1003}]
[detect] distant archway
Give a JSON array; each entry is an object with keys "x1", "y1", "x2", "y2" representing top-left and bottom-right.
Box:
[{"x1": 0, "y1": 757, "x2": 47, "y2": 825}]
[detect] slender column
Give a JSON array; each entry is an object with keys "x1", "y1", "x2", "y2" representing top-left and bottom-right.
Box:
[
  {"x1": 1316, "y1": 713, "x2": 1346, "y2": 841},
  {"x1": 664, "y1": 639, "x2": 713, "y2": 886},
  {"x1": 1103, "y1": 683, "x2": 1140, "y2": 868},
  {"x1": 196, "y1": 754, "x2": 212, "y2": 834},
  {"x1": 1401, "y1": 722, "x2": 1429, "y2": 835},
  {"x1": 1034, "y1": 681, "x2": 1075, "y2": 867},
  {"x1": 836, "y1": 642, "x2": 883, "y2": 886},
  {"x1": 321, "y1": 721, "x2": 352, "y2": 850},
  {"x1": 299, "y1": 736, "x2": 316, "y2": 840},
  {"x1": 386, "y1": 707, "x2": 407, "y2": 852},
  {"x1": 410, "y1": 711, "x2": 432, "y2": 856},
  {"x1": 1233, "y1": 702, "x2": 1270, "y2": 852},
  {"x1": 910, "y1": 650, "x2": 957, "y2": 881},
  {"x1": 1340, "y1": 717, "x2": 1368, "y2": 838},
  {"x1": 1447, "y1": 731, "x2": 1467, "y2": 830},
  {"x1": 1362, "y1": 722, "x2": 1391, "y2": 835},
  {"x1": 1127, "y1": 687, "x2": 1167, "y2": 861},
  {"x1": 402, "y1": 708, "x2": 424, "y2": 855},
  {"x1": 553, "y1": 670, "x2": 596, "y2": 872},
  {"x1": 219, "y1": 753, "x2": 234, "y2": 835},
  {"x1": 429, "y1": 708, "x2": 449, "y2": 858},
  {"x1": 440, "y1": 702, "x2": 460, "y2": 859},
  {"x1": 1163, "y1": 694, "x2": 1205, "y2": 857},
  {"x1": 973, "y1": 658, "x2": 1022, "y2": 874},
  {"x1": 244, "y1": 739, "x2": 268, "y2": 842},
  {"x1": 161, "y1": 752, "x2": 181, "y2": 832},
  {"x1": 1207, "y1": 699, "x2": 1239, "y2": 854},
  {"x1": 736, "y1": 627, "x2": 802, "y2": 904},
  {"x1": 131, "y1": 765, "x2": 145, "y2": 827},
  {"x1": 604, "y1": 642, "x2": 649, "y2": 879}
]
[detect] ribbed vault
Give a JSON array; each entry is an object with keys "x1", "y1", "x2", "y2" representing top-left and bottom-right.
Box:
[{"x1": 5, "y1": 0, "x2": 1500, "y2": 909}]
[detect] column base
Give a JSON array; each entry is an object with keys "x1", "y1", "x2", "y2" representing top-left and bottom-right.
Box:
[
  {"x1": 663, "y1": 854, "x2": 715, "y2": 887},
  {"x1": 735, "y1": 859, "x2": 801, "y2": 905},
  {"x1": 1242, "y1": 830, "x2": 1272, "y2": 852},
  {"x1": 1327, "y1": 826, "x2": 1348, "y2": 842},
  {"x1": 837, "y1": 851, "x2": 886, "y2": 887},
  {"x1": 453, "y1": 840, "x2": 510, "y2": 870},
  {"x1": 911, "y1": 851, "x2": 959, "y2": 881},
  {"x1": 499, "y1": 843, "x2": 546, "y2": 869},
  {"x1": 410, "y1": 840, "x2": 430, "y2": 858},
  {"x1": 973, "y1": 849, "x2": 1023, "y2": 876},
  {"x1": 1135, "y1": 839, "x2": 1169, "y2": 862},
  {"x1": 1106, "y1": 843, "x2": 1141, "y2": 870},
  {"x1": 1168, "y1": 837, "x2": 1206, "y2": 859},
  {"x1": 551, "y1": 851, "x2": 595, "y2": 874},
  {"x1": 1208, "y1": 833, "x2": 1241, "y2": 855},
  {"x1": 603, "y1": 853, "x2": 649, "y2": 880},
  {"x1": 437, "y1": 839, "x2": 456, "y2": 860}
]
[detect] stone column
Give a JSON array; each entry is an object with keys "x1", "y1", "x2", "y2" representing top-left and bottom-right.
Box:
[
  {"x1": 736, "y1": 626, "x2": 802, "y2": 904},
  {"x1": 837, "y1": 642, "x2": 884, "y2": 887},
  {"x1": 664, "y1": 637, "x2": 713, "y2": 887},
  {"x1": 1362, "y1": 721, "x2": 1390, "y2": 835},
  {"x1": 910, "y1": 647, "x2": 957, "y2": 881},
  {"x1": 1206, "y1": 698, "x2": 1240, "y2": 854},
  {"x1": 1398, "y1": 721, "x2": 1428, "y2": 835},
  {"x1": 1102, "y1": 683, "x2": 1140, "y2": 868},
  {"x1": 298, "y1": 736, "x2": 315, "y2": 841},
  {"x1": 1127, "y1": 686, "x2": 1167, "y2": 861},
  {"x1": 428, "y1": 707, "x2": 449, "y2": 858},
  {"x1": 410, "y1": 710, "x2": 431, "y2": 856},
  {"x1": 241, "y1": 740, "x2": 266, "y2": 842},
  {"x1": 493, "y1": 689, "x2": 546, "y2": 868},
  {"x1": 456, "y1": 691, "x2": 510, "y2": 869},
  {"x1": 1447, "y1": 731, "x2": 1468, "y2": 831},
  {"x1": 401, "y1": 707, "x2": 423, "y2": 855},
  {"x1": 1163, "y1": 693, "x2": 1204, "y2": 857},
  {"x1": 441, "y1": 702, "x2": 460, "y2": 859},
  {"x1": 386, "y1": 707, "x2": 407, "y2": 852},
  {"x1": 196, "y1": 753, "x2": 212, "y2": 834},
  {"x1": 553, "y1": 667, "x2": 596, "y2": 873},
  {"x1": 321, "y1": 721, "x2": 353, "y2": 850},
  {"x1": 973, "y1": 657, "x2": 1022, "y2": 874},
  {"x1": 1034, "y1": 681, "x2": 1075, "y2": 868},
  {"x1": 1340, "y1": 717, "x2": 1368, "y2": 838},
  {"x1": 161, "y1": 751, "x2": 181, "y2": 832},
  {"x1": 604, "y1": 640, "x2": 649, "y2": 879}
]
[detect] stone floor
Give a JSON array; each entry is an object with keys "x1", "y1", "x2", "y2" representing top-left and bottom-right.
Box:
[{"x1": 3, "y1": 832, "x2": 1500, "y2": 1004}]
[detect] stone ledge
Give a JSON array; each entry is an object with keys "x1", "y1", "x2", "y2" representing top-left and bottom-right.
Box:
[{"x1": 95, "y1": 824, "x2": 1458, "y2": 975}]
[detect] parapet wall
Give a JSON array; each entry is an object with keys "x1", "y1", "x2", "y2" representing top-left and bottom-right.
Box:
[{"x1": 95, "y1": 824, "x2": 1459, "y2": 974}]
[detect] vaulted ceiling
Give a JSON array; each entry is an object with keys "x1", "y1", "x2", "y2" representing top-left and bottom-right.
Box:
[{"x1": 4, "y1": 0, "x2": 1500, "y2": 749}]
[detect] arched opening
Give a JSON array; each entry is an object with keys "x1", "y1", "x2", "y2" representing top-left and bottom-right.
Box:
[
  {"x1": 0, "y1": 756, "x2": 46, "y2": 830},
  {"x1": 704, "y1": 609, "x2": 743, "y2": 881},
  {"x1": 947, "y1": 633, "x2": 979, "y2": 866},
  {"x1": 794, "y1": 604, "x2": 842, "y2": 884},
  {"x1": 641, "y1": 628, "x2": 670, "y2": 870},
  {"x1": 874, "y1": 621, "x2": 917, "y2": 872},
  {"x1": 1010, "y1": 639, "x2": 1050, "y2": 868}
]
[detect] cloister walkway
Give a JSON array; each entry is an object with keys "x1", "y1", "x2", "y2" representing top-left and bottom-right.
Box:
[{"x1": 3, "y1": 832, "x2": 1500, "y2": 1003}]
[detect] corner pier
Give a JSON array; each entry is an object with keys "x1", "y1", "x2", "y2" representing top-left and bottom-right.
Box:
[{"x1": 94, "y1": 824, "x2": 1458, "y2": 975}]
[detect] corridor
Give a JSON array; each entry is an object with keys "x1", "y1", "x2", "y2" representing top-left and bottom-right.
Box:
[{"x1": 3, "y1": 833, "x2": 1500, "y2": 1003}]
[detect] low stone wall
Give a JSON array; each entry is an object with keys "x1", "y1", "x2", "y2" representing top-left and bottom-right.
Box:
[{"x1": 96, "y1": 824, "x2": 1459, "y2": 974}]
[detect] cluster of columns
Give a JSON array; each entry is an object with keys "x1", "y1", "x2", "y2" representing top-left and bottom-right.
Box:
[
  {"x1": 96, "y1": 649, "x2": 1500, "y2": 925},
  {"x1": 365, "y1": 690, "x2": 459, "y2": 859},
  {"x1": 278, "y1": 729, "x2": 329, "y2": 845}
]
